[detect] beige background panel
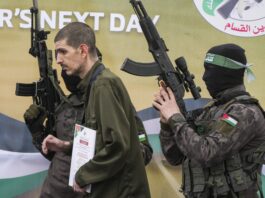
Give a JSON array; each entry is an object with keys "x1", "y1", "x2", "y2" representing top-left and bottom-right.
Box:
[
  {"x1": 1, "y1": 0, "x2": 265, "y2": 121},
  {"x1": 1, "y1": 1, "x2": 265, "y2": 198},
  {"x1": 1, "y1": 0, "x2": 264, "y2": 121}
]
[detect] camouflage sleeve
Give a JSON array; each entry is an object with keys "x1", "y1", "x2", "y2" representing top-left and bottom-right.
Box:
[
  {"x1": 168, "y1": 103, "x2": 265, "y2": 167},
  {"x1": 159, "y1": 122, "x2": 184, "y2": 165},
  {"x1": 31, "y1": 129, "x2": 55, "y2": 161},
  {"x1": 27, "y1": 118, "x2": 56, "y2": 160},
  {"x1": 135, "y1": 115, "x2": 153, "y2": 165}
]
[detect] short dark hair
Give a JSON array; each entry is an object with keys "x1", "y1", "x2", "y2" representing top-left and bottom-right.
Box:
[{"x1": 54, "y1": 22, "x2": 97, "y2": 57}]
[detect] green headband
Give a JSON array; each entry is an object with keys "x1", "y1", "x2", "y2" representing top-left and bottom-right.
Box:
[{"x1": 204, "y1": 53, "x2": 255, "y2": 82}]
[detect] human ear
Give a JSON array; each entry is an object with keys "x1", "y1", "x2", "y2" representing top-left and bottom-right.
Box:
[{"x1": 79, "y1": 44, "x2": 89, "y2": 57}]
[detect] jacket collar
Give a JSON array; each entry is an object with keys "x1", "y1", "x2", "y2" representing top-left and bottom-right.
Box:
[
  {"x1": 215, "y1": 84, "x2": 249, "y2": 105},
  {"x1": 77, "y1": 60, "x2": 102, "y2": 95}
]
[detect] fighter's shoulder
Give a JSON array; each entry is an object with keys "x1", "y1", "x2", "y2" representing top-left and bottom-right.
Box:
[
  {"x1": 96, "y1": 68, "x2": 121, "y2": 85},
  {"x1": 227, "y1": 101, "x2": 263, "y2": 120}
]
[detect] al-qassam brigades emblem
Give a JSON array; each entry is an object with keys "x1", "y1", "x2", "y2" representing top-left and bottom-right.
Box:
[{"x1": 193, "y1": 0, "x2": 265, "y2": 37}]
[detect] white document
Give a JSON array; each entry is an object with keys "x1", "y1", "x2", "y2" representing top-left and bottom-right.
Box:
[{"x1": 69, "y1": 124, "x2": 96, "y2": 193}]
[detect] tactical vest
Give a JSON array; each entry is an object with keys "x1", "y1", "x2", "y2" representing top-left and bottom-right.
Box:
[
  {"x1": 182, "y1": 95, "x2": 265, "y2": 198},
  {"x1": 54, "y1": 93, "x2": 84, "y2": 140}
]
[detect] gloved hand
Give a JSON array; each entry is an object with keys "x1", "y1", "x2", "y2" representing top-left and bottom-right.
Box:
[{"x1": 24, "y1": 104, "x2": 47, "y2": 135}]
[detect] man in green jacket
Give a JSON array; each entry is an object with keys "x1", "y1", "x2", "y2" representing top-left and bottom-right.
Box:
[{"x1": 40, "y1": 22, "x2": 151, "y2": 198}]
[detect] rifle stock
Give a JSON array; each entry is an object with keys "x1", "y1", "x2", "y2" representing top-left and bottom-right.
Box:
[{"x1": 122, "y1": 0, "x2": 201, "y2": 118}]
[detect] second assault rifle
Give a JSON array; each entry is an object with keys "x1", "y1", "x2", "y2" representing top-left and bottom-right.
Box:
[
  {"x1": 15, "y1": 0, "x2": 66, "y2": 134},
  {"x1": 121, "y1": 0, "x2": 201, "y2": 118}
]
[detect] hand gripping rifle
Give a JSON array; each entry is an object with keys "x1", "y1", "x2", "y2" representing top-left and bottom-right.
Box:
[
  {"x1": 15, "y1": 0, "x2": 66, "y2": 134},
  {"x1": 121, "y1": 0, "x2": 201, "y2": 118}
]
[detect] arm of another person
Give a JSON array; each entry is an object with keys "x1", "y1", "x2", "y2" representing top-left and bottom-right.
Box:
[
  {"x1": 154, "y1": 87, "x2": 264, "y2": 167},
  {"x1": 153, "y1": 87, "x2": 184, "y2": 165},
  {"x1": 169, "y1": 103, "x2": 263, "y2": 167},
  {"x1": 24, "y1": 104, "x2": 55, "y2": 160},
  {"x1": 159, "y1": 121, "x2": 185, "y2": 166}
]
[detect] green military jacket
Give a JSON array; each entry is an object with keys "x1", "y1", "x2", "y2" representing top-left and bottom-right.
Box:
[{"x1": 75, "y1": 61, "x2": 151, "y2": 198}]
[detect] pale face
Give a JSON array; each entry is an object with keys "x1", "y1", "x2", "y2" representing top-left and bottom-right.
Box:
[{"x1": 55, "y1": 39, "x2": 85, "y2": 77}]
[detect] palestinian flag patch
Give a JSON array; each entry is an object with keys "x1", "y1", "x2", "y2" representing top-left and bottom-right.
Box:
[
  {"x1": 221, "y1": 113, "x2": 238, "y2": 127},
  {"x1": 138, "y1": 134, "x2": 146, "y2": 142}
]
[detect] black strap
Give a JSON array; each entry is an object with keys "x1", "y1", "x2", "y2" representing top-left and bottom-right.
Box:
[
  {"x1": 81, "y1": 64, "x2": 105, "y2": 124},
  {"x1": 86, "y1": 64, "x2": 105, "y2": 101},
  {"x1": 215, "y1": 91, "x2": 250, "y2": 106}
]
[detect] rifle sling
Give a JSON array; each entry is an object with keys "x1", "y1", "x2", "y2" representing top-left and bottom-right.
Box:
[{"x1": 82, "y1": 64, "x2": 105, "y2": 124}]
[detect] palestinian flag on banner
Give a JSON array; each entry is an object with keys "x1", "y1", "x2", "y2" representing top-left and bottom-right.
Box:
[
  {"x1": 0, "y1": 98, "x2": 212, "y2": 197},
  {"x1": 0, "y1": 113, "x2": 50, "y2": 198}
]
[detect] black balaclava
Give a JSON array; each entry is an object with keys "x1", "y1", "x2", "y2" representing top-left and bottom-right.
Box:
[
  {"x1": 61, "y1": 70, "x2": 81, "y2": 94},
  {"x1": 202, "y1": 43, "x2": 246, "y2": 98}
]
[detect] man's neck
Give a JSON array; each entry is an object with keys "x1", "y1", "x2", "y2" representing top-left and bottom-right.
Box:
[{"x1": 80, "y1": 57, "x2": 99, "y2": 79}]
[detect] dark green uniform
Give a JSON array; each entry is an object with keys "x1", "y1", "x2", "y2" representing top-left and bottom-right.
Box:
[
  {"x1": 160, "y1": 85, "x2": 265, "y2": 198},
  {"x1": 75, "y1": 61, "x2": 151, "y2": 198}
]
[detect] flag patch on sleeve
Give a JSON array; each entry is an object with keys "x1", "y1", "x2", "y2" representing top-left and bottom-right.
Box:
[
  {"x1": 138, "y1": 134, "x2": 146, "y2": 142},
  {"x1": 221, "y1": 113, "x2": 238, "y2": 127}
]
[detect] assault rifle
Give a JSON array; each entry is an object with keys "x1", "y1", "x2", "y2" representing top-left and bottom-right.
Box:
[
  {"x1": 15, "y1": 0, "x2": 65, "y2": 134},
  {"x1": 121, "y1": 0, "x2": 201, "y2": 118}
]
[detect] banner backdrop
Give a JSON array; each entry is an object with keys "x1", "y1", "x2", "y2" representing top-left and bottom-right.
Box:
[{"x1": 1, "y1": 0, "x2": 265, "y2": 197}]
